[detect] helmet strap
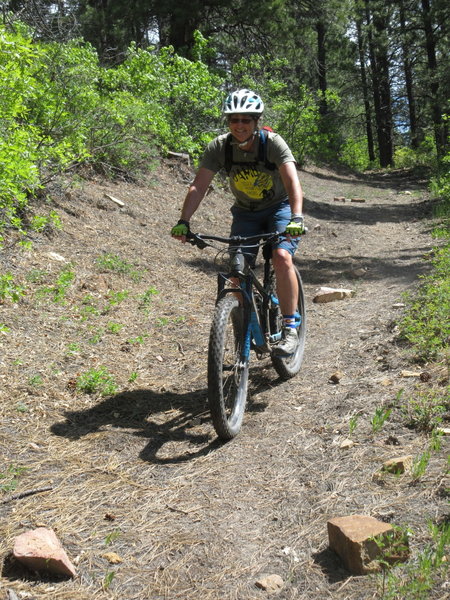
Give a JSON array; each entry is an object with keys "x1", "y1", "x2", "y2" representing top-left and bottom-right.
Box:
[{"x1": 233, "y1": 130, "x2": 258, "y2": 149}]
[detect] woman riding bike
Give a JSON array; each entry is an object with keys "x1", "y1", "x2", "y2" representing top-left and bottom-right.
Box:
[{"x1": 171, "y1": 89, "x2": 305, "y2": 356}]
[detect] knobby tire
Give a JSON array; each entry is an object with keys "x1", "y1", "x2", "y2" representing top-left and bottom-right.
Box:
[
  {"x1": 208, "y1": 295, "x2": 249, "y2": 440},
  {"x1": 270, "y1": 267, "x2": 306, "y2": 379}
]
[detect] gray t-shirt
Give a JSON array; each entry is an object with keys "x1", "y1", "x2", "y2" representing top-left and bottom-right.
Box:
[{"x1": 200, "y1": 131, "x2": 296, "y2": 210}]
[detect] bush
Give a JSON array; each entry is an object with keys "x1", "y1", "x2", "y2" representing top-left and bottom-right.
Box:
[
  {"x1": 340, "y1": 137, "x2": 373, "y2": 171},
  {"x1": 399, "y1": 243, "x2": 450, "y2": 362},
  {"x1": 394, "y1": 136, "x2": 437, "y2": 169},
  {"x1": 0, "y1": 23, "x2": 225, "y2": 244}
]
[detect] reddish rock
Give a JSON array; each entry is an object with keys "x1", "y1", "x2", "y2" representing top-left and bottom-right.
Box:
[
  {"x1": 327, "y1": 515, "x2": 393, "y2": 574},
  {"x1": 382, "y1": 455, "x2": 413, "y2": 474},
  {"x1": 13, "y1": 527, "x2": 77, "y2": 578}
]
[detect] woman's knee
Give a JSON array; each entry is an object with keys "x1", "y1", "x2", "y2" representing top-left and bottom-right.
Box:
[{"x1": 272, "y1": 248, "x2": 293, "y2": 271}]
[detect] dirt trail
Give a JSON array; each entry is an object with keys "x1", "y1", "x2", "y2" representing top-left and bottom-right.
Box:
[{"x1": 0, "y1": 161, "x2": 447, "y2": 599}]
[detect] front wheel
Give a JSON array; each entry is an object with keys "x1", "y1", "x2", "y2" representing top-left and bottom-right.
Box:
[
  {"x1": 208, "y1": 295, "x2": 249, "y2": 440},
  {"x1": 270, "y1": 267, "x2": 306, "y2": 379}
]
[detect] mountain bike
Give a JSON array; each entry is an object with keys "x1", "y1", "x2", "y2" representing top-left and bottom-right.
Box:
[{"x1": 187, "y1": 230, "x2": 306, "y2": 440}]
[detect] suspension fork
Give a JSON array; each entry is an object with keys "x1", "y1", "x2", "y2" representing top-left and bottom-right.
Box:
[{"x1": 215, "y1": 271, "x2": 253, "y2": 362}]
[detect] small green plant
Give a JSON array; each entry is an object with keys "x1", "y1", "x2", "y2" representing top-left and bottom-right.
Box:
[
  {"x1": 378, "y1": 521, "x2": 449, "y2": 599},
  {"x1": 102, "y1": 290, "x2": 130, "y2": 314},
  {"x1": 104, "y1": 529, "x2": 121, "y2": 546},
  {"x1": 28, "y1": 374, "x2": 43, "y2": 386},
  {"x1": 102, "y1": 571, "x2": 116, "y2": 590},
  {"x1": 0, "y1": 464, "x2": 27, "y2": 492},
  {"x1": 371, "y1": 405, "x2": 392, "y2": 434},
  {"x1": 87, "y1": 327, "x2": 104, "y2": 344},
  {"x1": 77, "y1": 295, "x2": 100, "y2": 320},
  {"x1": 36, "y1": 268, "x2": 75, "y2": 303},
  {"x1": 30, "y1": 210, "x2": 62, "y2": 232},
  {"x1": 402, "y1": 390, "x2": 446, "y2": 432},
  {"x1": 139, "y1": 286, "x2": 158, "y2": 313},
  {"x1": 107, "y1": 289, "x2": 129, "y2": 304},
  {"x1": 67, "y1": 342, "x2": 81, "y2": 354},
  {"x1": 349, "y1": 414, "x2": 359, "y2": 435},
  {"x1": 95, "y1": 253, "x2": 142, "y2": 281},
  {"x1": 399, "y1": 243, "x2": 450, "y2": 362},
  {"x1": 429, "y1": 428, "x2": 444, "y2": 452},
  {"x1": 80, "y1": 304, "x2": 100, "y2": 320},
  {"x1": 76, "y1": 366, "x2": 117, "y2": 396},
  {"x1": 373, "y1": 524, "x2": 411, "y2": 566},
  {"x1": 156, "y1": 316, "x2": 170, "y2": 326},
  {"x1": 15, "y1": 402, "x2": 28, "y2": 413},
  {"x1": 127, "y1": 334, "x2": 148, "y2": 345},
  {"x1": 0, "y1": 323, "x2": 10, "y2": 333},
  {"x1": 128, "y1": 371, "x2": 138, "y2": 383},
  {"x1": 26, "y1": 268, "x2": 49, "y2": 284},
  {"x1": 107, "y1": 321, "x2": 124, "y2": 334},
  {"x1": 0, "y1": 273, "x2": 25, "y2": 303},
  {"x1": 410, "y1": 450, "x2": 431, "y2": 481}
]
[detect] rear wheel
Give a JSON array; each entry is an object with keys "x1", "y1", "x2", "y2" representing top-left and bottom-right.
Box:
[
  {"x1": 270, "y1": 267, "x2": 306, "y2": 379},
  {"x1": 208, "y1": 295, "x2": 249, "y2": 440}
]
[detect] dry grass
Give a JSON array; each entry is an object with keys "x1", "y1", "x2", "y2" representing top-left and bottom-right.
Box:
[{"x1": 0, "y1": 161, "x2": 448, "y2": 599}]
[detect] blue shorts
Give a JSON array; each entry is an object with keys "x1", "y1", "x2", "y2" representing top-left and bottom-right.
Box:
[{"x1": 230, "y1": 200, "x2": 299, "y2": 263}]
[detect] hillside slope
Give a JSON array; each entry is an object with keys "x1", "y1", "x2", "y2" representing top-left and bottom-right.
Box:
[{"x1": 0, "y1": 160, "x2": 448, "y2": 599}]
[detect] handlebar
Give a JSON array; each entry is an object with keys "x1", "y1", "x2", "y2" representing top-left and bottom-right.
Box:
[
  {"x1": 186, "y1": 228, "x2": 307, "y2": 250},
  {"x1": 186, "y1": 231, "x2": 282, "y2": 250}
]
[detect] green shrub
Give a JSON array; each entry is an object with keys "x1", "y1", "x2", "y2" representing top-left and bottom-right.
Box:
[
  {"x1": 0, "y1": 24, "x2": 224, "y2": 243},
  {"x1": 340, "y1": 137, "x2": 372, "y2": 171},
  {"x1": 394, "y1": 136, "x2": 437, "y2": 169},
  {"x1": 399, "y1": 244, "x2": 450, "y2": 362},
  {"x1": 76, "y1": 366, "x2": 117, "y2": 396},
  {"x1": 402, "y1": 390, "x2": 447, "y2": 432},
  {"x1": 0, "y1": 273, "x2": 25, "y2": 303}
]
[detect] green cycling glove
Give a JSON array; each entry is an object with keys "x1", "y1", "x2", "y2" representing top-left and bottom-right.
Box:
[
  {"x1": 171, "y1": 219, "x2": 190, "y2": 237},
  {"x1": 285, "y1": 215, "x2": 305, "y2": 237}
]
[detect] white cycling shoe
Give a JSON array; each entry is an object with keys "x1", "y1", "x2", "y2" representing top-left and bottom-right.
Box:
[{"x1": 273, "y1": 327, "x2": 298, "y2": 357}]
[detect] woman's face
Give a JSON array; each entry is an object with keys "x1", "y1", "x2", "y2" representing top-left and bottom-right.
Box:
[{"x1": 228, "y1": 114, "x2": 257, "y2": 143}]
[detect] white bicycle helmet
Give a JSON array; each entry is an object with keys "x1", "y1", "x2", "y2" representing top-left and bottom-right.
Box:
[{"x1": 223, "y1": 89, "x2": 264, "y2": 115}]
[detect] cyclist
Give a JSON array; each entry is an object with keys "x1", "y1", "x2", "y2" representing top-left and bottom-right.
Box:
[{"x1": 171, "y1": 89, "x2": 305, "y2": 356}]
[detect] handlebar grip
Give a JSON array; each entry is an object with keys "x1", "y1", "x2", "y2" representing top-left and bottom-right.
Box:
[{"x1": 186, "y1": 233, "x2": 208, "y2": 249}]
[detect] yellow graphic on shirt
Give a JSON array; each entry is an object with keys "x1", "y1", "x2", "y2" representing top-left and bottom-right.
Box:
[{"x1": 232, "y1": 167, "x2": 274, "y2": 200}]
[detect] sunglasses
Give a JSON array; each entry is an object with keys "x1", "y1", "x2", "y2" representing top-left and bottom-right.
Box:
[{"x1": 229, "y1": 117, "x2": 254, "y2": 124}]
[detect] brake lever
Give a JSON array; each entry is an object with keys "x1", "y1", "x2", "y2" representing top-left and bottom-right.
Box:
[{"x1": 186, "y1": 233, "x2": 208, "y2": 249}]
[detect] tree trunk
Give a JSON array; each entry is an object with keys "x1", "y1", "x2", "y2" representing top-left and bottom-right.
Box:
[
  {"x1": 365, "y1": 0, "x2": 393, "y2": 167},
  {"x1": 356, "y1": 17, "x2": 375, "y2": 162},
  {"x1": 421, "y1": 0, "x2": 446, "y2": 156},
  {"x1": 316, "y1": 19, "x2": 328, "y2": 117},
  {"x1": 399, "y1": 0, "x2": 419, "y2": 148}
]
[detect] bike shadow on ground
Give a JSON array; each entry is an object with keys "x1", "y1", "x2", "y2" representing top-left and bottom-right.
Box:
[
  {"x1": 50, "y1": 387, "x2": 221, "y2": 464},
  {"x1": 50, "y1": 368, "x2": 284, "y2": 464}
]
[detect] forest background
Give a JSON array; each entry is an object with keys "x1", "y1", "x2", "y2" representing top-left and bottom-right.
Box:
[
  {"x1": 1, "y1": 0, "x2": 449, "y2": 240},
  {"x1": 0, "y1": 1, "x2": 449, "y2": 596}
]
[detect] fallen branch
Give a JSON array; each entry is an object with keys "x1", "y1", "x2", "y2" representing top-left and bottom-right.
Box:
[
  {"x1": 104, "y1": 193, "x2": 125, "y2": 207},
  {"x1": 1, "y1": 486, "x2": 53, "y2": 505}
]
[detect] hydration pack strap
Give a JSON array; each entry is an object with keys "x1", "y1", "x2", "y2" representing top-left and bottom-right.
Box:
[{"x1": 224, "y1": 129, "x2": 277, "y2": 175}]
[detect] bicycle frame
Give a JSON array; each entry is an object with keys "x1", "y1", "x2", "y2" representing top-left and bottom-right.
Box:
[
  {"x1": 215, "y1": 245, "x2": 280, "y2": 361},
  {"x1": 187, "y1": 230, "x2": 285, "y2": 361}
]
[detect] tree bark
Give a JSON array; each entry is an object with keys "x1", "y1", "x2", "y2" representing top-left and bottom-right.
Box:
[
  {"x1": 365, "y1": 0, "x2": 393, "y2": 167},
  {"x1": 356, "y1": 17, "x2": 375, "y2": 162},
  {"x1": 421, "y1": 0, "x2": 446, "y2": 156},
  {"x1": 399, "y1": 0, "x2": 419, "y2": 148},
  {"x1": 316, "y1": 19, "x2": 328, "y2": 117}
]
